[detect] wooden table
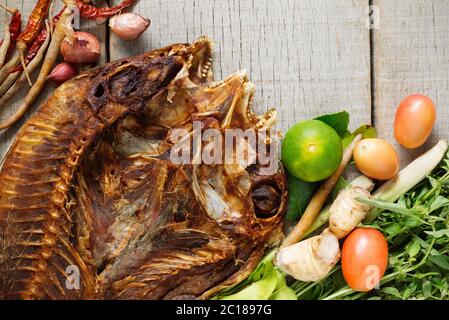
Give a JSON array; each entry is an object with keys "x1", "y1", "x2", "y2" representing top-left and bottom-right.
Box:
[{"x1": 1, "y1": 0, "x2": 448, "y2": 166}]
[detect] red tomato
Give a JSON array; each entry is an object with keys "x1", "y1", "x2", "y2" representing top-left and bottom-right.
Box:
[
  {"x1": 341, "y1": 228, "x2": 389, "y2": 292},
  {"x1": 394, "y1": 94, "x2": 436, "y2": 149}
]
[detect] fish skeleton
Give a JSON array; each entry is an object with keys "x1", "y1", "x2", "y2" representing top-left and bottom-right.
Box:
[{"x1": 0, "y1": 38, "x2": 287, "y2": 299}]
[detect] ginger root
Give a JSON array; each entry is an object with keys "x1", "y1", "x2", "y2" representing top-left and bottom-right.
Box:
[{"x1": 329, "y1": 186, "x2": 372, "y2": 239}]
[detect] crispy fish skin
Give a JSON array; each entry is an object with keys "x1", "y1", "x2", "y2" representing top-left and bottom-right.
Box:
[{"x1": 0, "y1": 46, "x2": 188, "y2": 299}]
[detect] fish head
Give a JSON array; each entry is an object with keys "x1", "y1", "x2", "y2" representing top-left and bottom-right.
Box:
[
  {"x1": 80, "y1": 40, "x2": 214, "y2": 115},
  {"x1": 191, "y1": 71, "x2": 287, "y2": 243}
]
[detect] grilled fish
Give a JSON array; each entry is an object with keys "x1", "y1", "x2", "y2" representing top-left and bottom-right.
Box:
[{"x1": 0, "y1": 38, "x2": 287, "y2": 299}]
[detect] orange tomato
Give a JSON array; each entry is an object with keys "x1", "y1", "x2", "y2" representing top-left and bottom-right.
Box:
[
  {"x1": 394, "y1": 94, "x2": 436, "y2": 149},
  {"x1": 342, "y1": 228, "x2": 389, "y2": 292},
  {"x1": 353, "y1": 138, "x2": 399, "y2": 180}
]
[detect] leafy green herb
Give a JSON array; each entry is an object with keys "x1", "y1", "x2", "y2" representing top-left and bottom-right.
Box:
[
  {"x1": 380, "y1": 287, "x2": 402, "y2": 299},
  {"x1": 293, "y1": 149, "x2": 449, "y2": 300},
  {"x1": 407, "y1": 240, "x2": 421, "y2": 258},
  {"x1": 218, "y1": 269, "x2": 277, "y2": 300},
  {"x1": 315, "y1": 111, "x2": 350, "y2": 137},
  {"x1": 429, "y1": 255, "x2": 449, "y2": 271},
  {"x1": 286, "y1": 174, "x2": 348, "y2": 221},
  {"x1": 213, "y1": 250, "x2": 296, "y2": 300},
  {"x1": 286, "y1": 173, "x2": 318, "y2": 221}
]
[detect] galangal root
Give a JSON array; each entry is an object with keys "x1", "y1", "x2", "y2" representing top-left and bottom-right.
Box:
[{"x1": 276, "y1": 230, "x2": 340, "y2": 282}]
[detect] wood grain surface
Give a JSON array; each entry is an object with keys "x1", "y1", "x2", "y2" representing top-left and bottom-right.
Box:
[
  {"x1": 0, "y1": 0, "x2": 448, "y2": 166},
  {"x1": 110, "y1": 0, "x2": 371, "y2": 133},
  {"x1": 372, "y1": 0, "x2": 449, "y2": 165}
]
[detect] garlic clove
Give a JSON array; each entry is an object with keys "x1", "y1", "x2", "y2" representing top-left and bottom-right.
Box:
[{"x1": 109, "y1": 13, "x2": 151, "y2": 41}]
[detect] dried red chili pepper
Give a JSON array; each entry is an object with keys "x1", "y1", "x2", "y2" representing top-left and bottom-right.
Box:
[
  {"x1": 16, "y1": 0, "x2": 51, "y2": 84},
  {"x1": 17, "y1": 0, "x2": 52, "y2": 48},
  {"x1": 0, "y1": 4, "x2": 21, "y2": 54},
  {"x1": 77, "y1": 0, "x2": 135, "y2": 21},
  {"x1": 9, "y1": 8, "x2": 65, "y2": 74},
  {"x1": 8, "y1": 10, "x2": 22, "y2": 55}
]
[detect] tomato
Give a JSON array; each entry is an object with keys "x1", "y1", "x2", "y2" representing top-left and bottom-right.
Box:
[
  {"x1": 342, "y1": 228, "x2": 389, "y2": 292},
  {"x1": 353, "y1": 138, "x2": 399, "y2": 180},
  {"x1": 394, "y1": 94, "x2": 436, "y2": 149}
]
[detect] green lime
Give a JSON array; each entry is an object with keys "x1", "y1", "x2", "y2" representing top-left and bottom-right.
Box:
[{"x1": 282, "y1": 119, "x2": 342, "y2": 182}]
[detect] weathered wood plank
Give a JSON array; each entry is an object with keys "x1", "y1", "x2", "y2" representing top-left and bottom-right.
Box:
[
  {"x1": 372, "y1": 0, "x2": 449, "y2": 165},
  {"x1": 0, "y1": 0, "x2": 107, "y2": 158},
  {"x1": 110, "y1": 0, "x2": 372, "y2": 133}
]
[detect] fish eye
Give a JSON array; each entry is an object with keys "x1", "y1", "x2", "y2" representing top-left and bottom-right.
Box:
[{"x1": 251, "y1": 182, "x2": 281, "y2": 219}]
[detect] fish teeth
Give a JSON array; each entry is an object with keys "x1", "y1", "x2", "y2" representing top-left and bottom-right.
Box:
[{"x1": 201, "y1": 61, "x2": 213, "y2": 78}]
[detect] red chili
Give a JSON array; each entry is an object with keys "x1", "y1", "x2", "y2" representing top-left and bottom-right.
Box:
[
  {"x1": 8, "y1": 10, "x2": 22, "y2": 55},
  {"x1": 9, "y1": 8, "x2": 64, "y2": 74},
  {"x1": 17, "y1": 0, "x2": 51, "y2": 47},
  {"x1": 77, "y1": 0, "x2": 135, "y2": 20},
  {"x1": 0, "y1": 5, "x2": 21, "y2": 55}
]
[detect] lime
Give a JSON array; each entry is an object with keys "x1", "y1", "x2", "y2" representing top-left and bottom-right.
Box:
[{"x1": 282, "y1": 120, "x2": 342, "y2": 182}]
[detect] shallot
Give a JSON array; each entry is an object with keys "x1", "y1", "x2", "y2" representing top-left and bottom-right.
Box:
[
  {"x1": 354, "y1": 138, "x2": 399, "y2": 180},
  {"x1": 109, "y1": 13, "x2": 150, "y2": 41},
  {"x1": 47, "y1": 62, "x2": 77, "y2": 84},
  {"x1": 61, "y1": 31, "x2": 100, "y2": 64}
]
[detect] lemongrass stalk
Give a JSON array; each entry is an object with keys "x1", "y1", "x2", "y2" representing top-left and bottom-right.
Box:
[{"x1": 365, "y1": 139, "x2": 448, "y2": 222}]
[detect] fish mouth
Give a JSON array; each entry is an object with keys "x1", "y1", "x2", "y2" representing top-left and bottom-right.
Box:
[{"x1": 187, "y1": 36, "x2": 214, "y2": 84}]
